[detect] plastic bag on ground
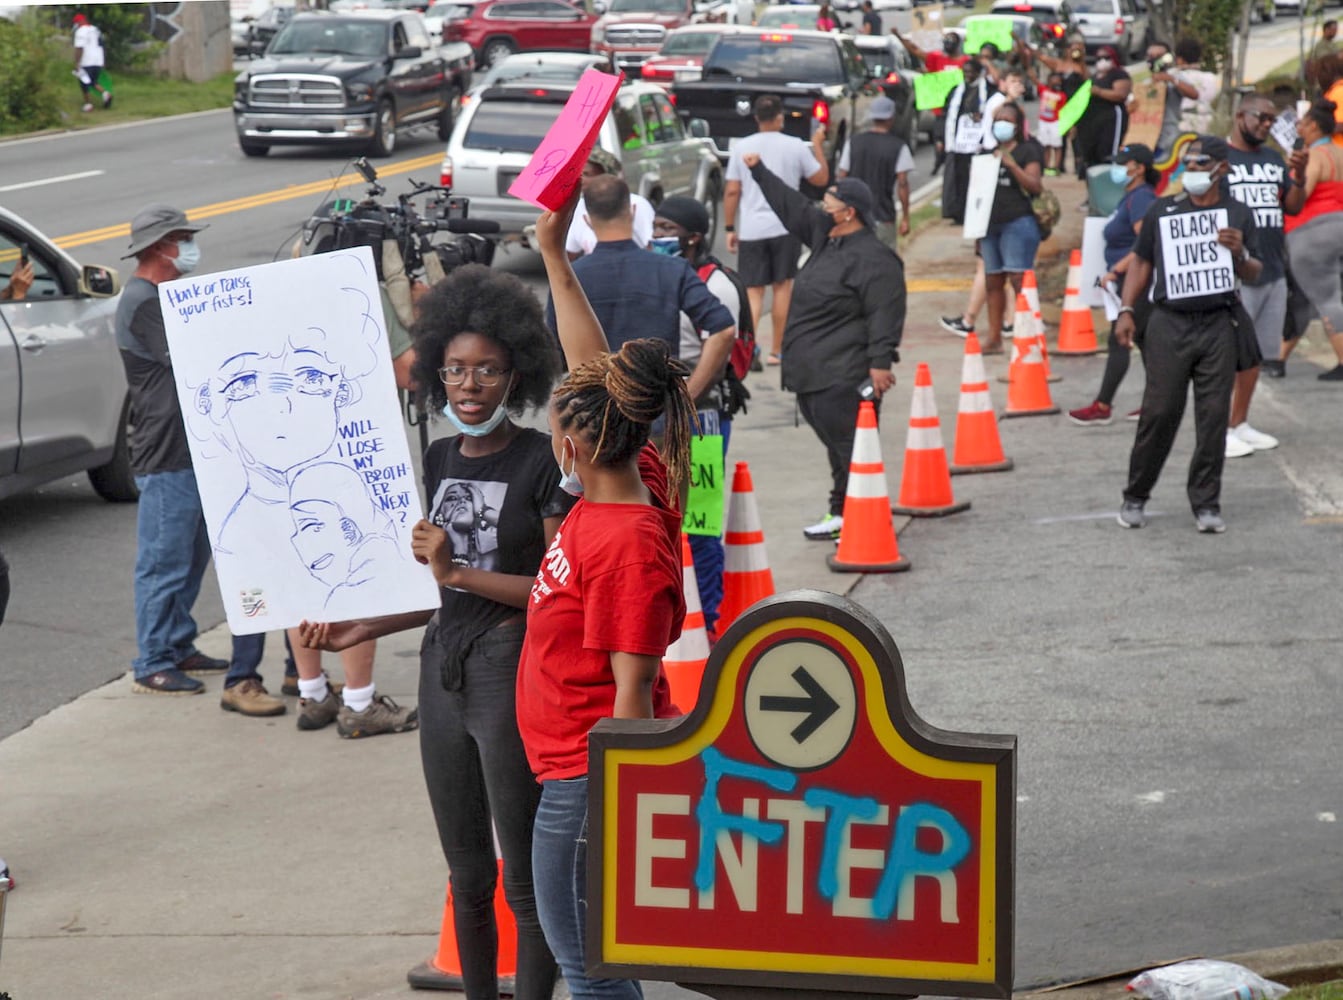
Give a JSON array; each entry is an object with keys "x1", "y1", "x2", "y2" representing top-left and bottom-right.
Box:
[{"x1": 1127, "y1": 960, "x2": 1290, "y2": 1000}]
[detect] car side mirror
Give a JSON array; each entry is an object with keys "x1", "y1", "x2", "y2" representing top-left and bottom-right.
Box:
[
  {"x1": 82, "y1": 265, "x2": 119, "y2": 298},
  {"x1": 594, "y1": 0, "x2": 608, "y2": 12},
  {"x1": 394, "y1": 44, "x2": 423, "y2": 59},
  {"x1": 687, "y1": 117, "x2": 710, "y2": 138}
]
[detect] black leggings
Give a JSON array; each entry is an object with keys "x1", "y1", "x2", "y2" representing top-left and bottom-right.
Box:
[
  {"x1": 1097, "y1": 298, "x2": 1151, "y2": 406},
  {"x1": 797, "y1": 383, "x2": 879, "y2": 517},
  {"x1": 418, "y1": 619, "x2": 557, "y2": 1000}
]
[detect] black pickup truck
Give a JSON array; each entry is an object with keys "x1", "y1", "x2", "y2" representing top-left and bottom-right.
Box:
[
  {"x1": 671, "y1": 27, "x2": 874, "y2": 172},
  {"x1": 233, "y1": 9, "x2": 474, "y2": 158}
]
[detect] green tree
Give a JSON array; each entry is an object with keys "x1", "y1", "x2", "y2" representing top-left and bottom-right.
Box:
[
  {"x1": 0, "y1": 10, "x2": 66, "y2": 134},
  {"x1": 47, "y1": 3, "x2": 164, "y2": 73}
]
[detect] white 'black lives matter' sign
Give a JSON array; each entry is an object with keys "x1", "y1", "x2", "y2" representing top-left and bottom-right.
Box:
[{"x1": 1159, "y1": 208, "x2": 1233, "y2": 300}]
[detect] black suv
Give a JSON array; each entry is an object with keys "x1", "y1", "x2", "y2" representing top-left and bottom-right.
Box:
[{"x1": 233, "y1": 10, "x2": 474, "y2": 157}]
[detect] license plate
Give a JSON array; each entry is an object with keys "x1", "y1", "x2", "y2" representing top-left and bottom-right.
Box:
[{"x1": 1080, "y1": 22, "x2": 1102, "y2": 34}]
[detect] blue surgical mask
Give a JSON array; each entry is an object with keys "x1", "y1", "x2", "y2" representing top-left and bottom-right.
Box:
[
  {"x1": 1182, "y1": 170, "x2": 1214, "y2": 196},
  {"x1": 649, "y1": 236, "x2": 682, "y2": 256},
  {"x1": 172, "y1": 239, "x2": 200, "y2": 274},
  {"x1": 442, "y1": 378, "x2": 512, "y2": 437},
  {"x1": 992, "y1": 120, "x2": 1015, "y2": 143},
  {"x1": 1110, "y1": 163, "x2": 1131, "y2": 185},
  {"x1": 556, "y1": 436, "x2": 584, "y2": 496}
]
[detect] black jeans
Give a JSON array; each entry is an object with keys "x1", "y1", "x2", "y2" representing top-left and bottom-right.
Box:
[
  {"x1": 1124, "y1": 306, "x2": 1237, "y2": 514},
  {"x1": 418, "y1": 618, "x2": 556, "y2": 1000},
  {"x1": 797, "y1": 383, "x2": 878, "y2": 517}
]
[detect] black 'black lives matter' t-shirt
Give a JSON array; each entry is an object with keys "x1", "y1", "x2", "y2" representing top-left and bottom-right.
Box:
[{"x1": 1133, "y1": 193, "x2": 1259, "y2": 312}]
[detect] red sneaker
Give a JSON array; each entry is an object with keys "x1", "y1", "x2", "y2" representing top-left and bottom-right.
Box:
[
  {"x1": 1067, "y1": 401, "x2": 1113, "y2": 426},
  {"x1": 1125, "y1": 408, "x2": 1142, "y2": 421}
]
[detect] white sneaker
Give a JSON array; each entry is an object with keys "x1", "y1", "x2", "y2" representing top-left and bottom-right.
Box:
[
  {"x1": 1225, "y1": 429, "x2": 1255, "y2": 459},
  {"x1": 803, "y1": 513, "x2": 843, "y2": 540},
  {"x1": 1233, "y1": 422, "x2": 1279, "y2": 451}
]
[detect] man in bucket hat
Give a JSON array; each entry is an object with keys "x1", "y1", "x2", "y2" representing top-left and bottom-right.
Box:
[{"x1": 115, "y1": 205, "x2": 283, "y2": 716}]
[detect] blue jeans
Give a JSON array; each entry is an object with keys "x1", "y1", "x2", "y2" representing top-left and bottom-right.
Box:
[
  {"x1": 688, "y1": 414, "x2": 731, "y2": 635},
  {"x1": 226, "y1": 633, "x2": 266, "y2": 687},
  {"x1": 132, "y1": 469, "x2": 212, "y2": 680},
  {"x1": 533, "y1": 777, "x2": 643, "y2": 1000},
  {"x1": 981, "y1": 213, "x2": 1042, "y2": 275}
]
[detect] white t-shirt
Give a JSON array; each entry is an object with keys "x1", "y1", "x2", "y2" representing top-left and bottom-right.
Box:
[
  {"x1": 725, "y1": 131, "x2": 823, "y2": 240},
  {"x1": 566, "y1": 193, "x2": 655, "y2": 256},
  {"x1": 837, "y1": 136, "x2": 916, "y2": 215},
  {"x1": 980, "y1": 92, "x2": 1008, "y2": 150},
  {"x1": 74, "y1": 24, "x2": 103, "y2": 66}
]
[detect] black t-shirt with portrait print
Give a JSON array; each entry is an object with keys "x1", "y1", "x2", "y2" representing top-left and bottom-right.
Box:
[
  {"x1": 989, "y1": 139, "x2": 1044, "y2": 226},
  {"x1": 421, "y1": 427, "x2": 575, "y2": 688},
  {"x1": 1133, "y1": 193, "x2": 1260, "y2": 313}
]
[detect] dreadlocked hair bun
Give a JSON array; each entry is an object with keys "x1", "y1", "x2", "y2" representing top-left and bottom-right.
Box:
[{"x1": 553, "y1": 338, "x2": 697, "y2": 498}]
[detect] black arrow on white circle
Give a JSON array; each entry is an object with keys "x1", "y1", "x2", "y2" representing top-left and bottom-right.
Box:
[{"x1": 759, "y1": 666, "x2": 840, "y2": 744}]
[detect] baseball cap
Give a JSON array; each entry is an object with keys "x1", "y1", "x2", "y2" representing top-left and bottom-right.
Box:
[
  {"x1": 867, "y1": 95, "x2": 897, "y2": 122},
  {"x1": 73, "y1": 13, "x2": 88, "y2": 24},
  {"x1": 1188, "y1": 134, "x2": 1230, "y2": 162},
  {"x1": 1114, "y1": 143, "x2": 1154, "y2": 167},
  {"x1": 123, "y1": 204, "x2": 208, "y2": 259},
  {"x1": 586, "y1": 146, "x2": 623, "y2": 176},
  {"x1": 826, "y1": 178, "x2": 875, "y2": 227}
]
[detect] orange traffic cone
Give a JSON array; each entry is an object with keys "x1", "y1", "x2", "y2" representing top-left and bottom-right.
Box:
[
  {"x1": 663, "y1": 534, "x2": 709, "y2": 711},
  {"x1": 998, "y1": 290, "x2": 1058, "y2": 383},
  {"x1": 408, "y1": 860, "x2": 517, "y2": 994},
  {"x1": 829, "y1": 401, "x2": 910, "y2": 573},
  {"x1": 891, "y1": 364, "x2": 970, "y2": 517},
  {"x1": 1003, "y1": 293, "x2": 1061, "y2": 419},
  {"x1": 950, "y1": 333, "x2": 1014, "y2": 475},
  {"x1": 1023, "y1": 269, "x2": 1062, "y2": 381},
  {"x1": 1055, "y1": 249, "x2": 1100, "y2": 355},
  {"x1": 719, "y1": 462, "x2": 774, "y2": 629}
]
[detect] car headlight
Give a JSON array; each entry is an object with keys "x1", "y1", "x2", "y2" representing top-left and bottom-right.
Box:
[{"x1": 347, "y1": 82, "x2": 375, "y2": 102}]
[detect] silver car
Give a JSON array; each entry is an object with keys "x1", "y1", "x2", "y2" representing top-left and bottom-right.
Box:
[
  {"x1": 440, "y1": 77, "x2": 724, "y2": 241},
  {"x1": 0, "y1": 207, "x2": 132, "y2": 502},
  {"x1": 1068, "y1": 0, "x2": 1150, "y2": 61}
]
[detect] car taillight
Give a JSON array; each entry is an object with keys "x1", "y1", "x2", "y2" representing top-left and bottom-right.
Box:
[
  {"x1": 1048, "y1": 23, "x2": 1063, "y2": 36},
  {"x1": 440, "y1": 155, "x2": 453, "y2": 189},
  {"x1": 761, "y1": 32, "x2": 792, "y2": 41},
  {"x1": 1116, "y1": 17, "x2": 1124, "y2": 33},
  {"x1": 811, "y1": 99, "x2": 829, "y2": 124},
  {"x1": 885, "y1": 70, "x2": 900, "y2": 84}
]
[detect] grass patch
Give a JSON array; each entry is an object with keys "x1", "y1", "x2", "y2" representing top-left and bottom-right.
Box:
[
  {"x1": 1288, "y1": 981, "x2": 1343, "y2": 1000},
  {"x1": 907, "y1": 198, "x2": 944, "y2": 240},
  {"x1": 9, "y1": 69, "x2": 234, "y2": 136}
]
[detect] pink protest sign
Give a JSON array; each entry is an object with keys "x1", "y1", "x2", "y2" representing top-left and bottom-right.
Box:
[{"x1": 508, "y1": 69, "x2": 624, "y2": 211}]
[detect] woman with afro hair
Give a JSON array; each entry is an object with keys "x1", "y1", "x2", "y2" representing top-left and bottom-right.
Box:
[{"x1": 298, "y1": 262, "x2": 573, "y2": 999}]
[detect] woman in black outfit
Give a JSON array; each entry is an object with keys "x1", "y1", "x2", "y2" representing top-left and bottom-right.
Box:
[{"x1": 299, "y1": 264, "x2": 571, "y2": 1000}]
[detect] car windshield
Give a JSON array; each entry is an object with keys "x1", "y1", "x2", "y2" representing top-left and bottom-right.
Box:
[
  {"x1": 487, "y1": 60, "x2": 593, "y2": 84},
  {"x1": 660, "y1": 31, "x2": 719, "y2": 54},
  {"x1": 703, "y1": 35, "x2": 842, "y2": 80},
  {"x1": 466, "y1": 99, "x2": 606, "y2": 153},
  {"x1": 268, "y1": 19, "x2": 388, "y2": 56},
  {"x1": 853, "y1": 48, "x2": 892, "y2": 76},
  {"x1": 756, "y1": 6, "x2": 817, "y2": 26},
  {"x1": 1068, "y1": 0, "x2": 1111, "y2": 11},
  {"x1": 608, "y1": 0, "x2": 685, "y2": 13}
]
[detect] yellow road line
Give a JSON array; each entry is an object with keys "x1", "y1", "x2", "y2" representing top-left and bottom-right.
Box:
[
  {"x1": 52, "y1": 152, "x2": 444, "y2": 251},
  {"x1": 908, "y1": 278, "x2": 974, "y2": 292}
]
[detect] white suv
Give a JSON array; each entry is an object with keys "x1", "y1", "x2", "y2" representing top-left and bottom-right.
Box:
[{"x1": 440, "y1": 77, "x2": 724, "y2": 241}]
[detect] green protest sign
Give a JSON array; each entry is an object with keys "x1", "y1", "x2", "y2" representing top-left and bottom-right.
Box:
[
  {"x1": 683, "y1": 435, "x2": 724, "y2": 537},
  {"x1": 914, "y1": 68, "x2": 963, "y2": 111},
  {"x1": 1056, "y1": 80, "x2": 1092, "y2": 136},
  {"x1": 962, "y1": 16, "x2": 1014, "y2": 56}
]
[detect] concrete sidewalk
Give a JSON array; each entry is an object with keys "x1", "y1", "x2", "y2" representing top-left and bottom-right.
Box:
[{"x1": 3, "y1": 173, "x2": 1341, "y2": 999}]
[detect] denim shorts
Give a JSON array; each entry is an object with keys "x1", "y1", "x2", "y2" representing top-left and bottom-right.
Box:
[{"x1": 981, "y1": 213, "x2": 1041, "y2": 275}]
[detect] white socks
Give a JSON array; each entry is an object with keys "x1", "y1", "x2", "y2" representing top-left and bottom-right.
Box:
[
  {"x1": 342, "y1": 683, "x2": 374, "y2": 714},
  {"x1": 297, "y1": 675, "x2": 330, "y2": 703}
]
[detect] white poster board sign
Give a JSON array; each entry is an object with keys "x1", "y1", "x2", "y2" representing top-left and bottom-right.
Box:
[
  {"x1": 962, "y1": 153, "x2": 999, "y2": 240},
  {"x1": 908, "y1": 3, "x2": 943, "y2": 51},
  {"x1": 1157, "y1": 208, "x2": 1232, "y2": 301},
  {"x1": 1080, "y1": 216, "x2": 1109, "y2": 307},
  {"x1": 1270, "y1": 108, "x2": 1298, "y2": 154},
  {"x1": 160, "y1": 247, "x2": 439, "y2": 634}
]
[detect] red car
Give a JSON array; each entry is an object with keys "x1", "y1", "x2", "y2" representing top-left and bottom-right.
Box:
[
  {"x1": 639, "y1": 25, "x2": 730, "y2": 86},
  {"x1": 444, "y1": 0, "x2": 597, "y2": 67}
]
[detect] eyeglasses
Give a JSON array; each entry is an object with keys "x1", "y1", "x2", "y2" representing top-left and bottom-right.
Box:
[
  {"x1": 1242, "y1": 111, "x2": 1277, "y2": 125},
  {"x1": 438, "y1": 365, "x2": 511, "y2": 387}
]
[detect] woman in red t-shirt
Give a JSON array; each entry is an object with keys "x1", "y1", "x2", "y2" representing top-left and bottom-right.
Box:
[{"x1": 518, "y1": 193, "x2": 695, "y2": 1000}]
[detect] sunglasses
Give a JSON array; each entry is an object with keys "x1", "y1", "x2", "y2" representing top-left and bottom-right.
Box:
[
  {"x1": 1181, "y1": 154, "x2": 1216, "y2": 168},
  {"x1": 1241, "y1": 111, "x2": 1277, "y2": 125}
]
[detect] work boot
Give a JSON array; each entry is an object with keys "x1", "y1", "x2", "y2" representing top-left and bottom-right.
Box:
[{"x1": 220, "y1": 678, "x2": 286, "y2": 717}]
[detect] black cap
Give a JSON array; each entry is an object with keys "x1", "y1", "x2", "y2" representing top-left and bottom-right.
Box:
[
  {"x1": 828, "y1": 178, "x2": 875, "y2": 227},
  {"x1": 654, "y1": 195, "x2": 710, "y2": 235},
  {"x1": 1115, "y1": 143, "x2": 1154, "y2": 167},
  {"x1": 1190, "y1": 134, "x2": 1230, "y2": 162}
]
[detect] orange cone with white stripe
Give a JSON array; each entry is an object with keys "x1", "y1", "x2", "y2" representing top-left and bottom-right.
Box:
[
  {"x1": 718, "y1": 462, "x2": 774, "y2": 629},
  {"x1": 892, "y1": 363, "x2": 971, "y2": 516},
  {"x1": 1024, "y1": 269, "x2": 1063, "y2": 381},
  {"x1": 663, "y1": 534, "x2": 709, "y2": 711},
  {"x1": 998, "y1": 290, "x2": 1056, "y2": 383},
  {"x1": 951, "y1": 333, "x2": 1014, "y2": 475},
  {"x1": 1055, "y1": 249, "x2": 1100, "y2": 355},
  {"x1": 408, "y1": 860, "x2": 517, "y2": 993},
  {"x1": 1003, "y1": 293, "x2": 1061, "y2": 418},
  {"x1": 828, "y1": 401, "x2": 910, "y2": 573}
]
